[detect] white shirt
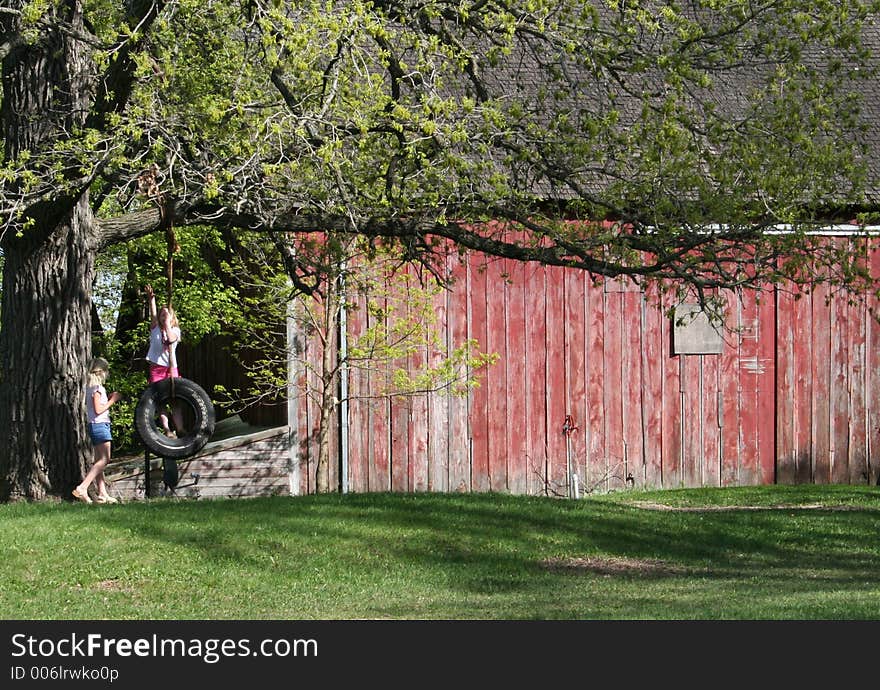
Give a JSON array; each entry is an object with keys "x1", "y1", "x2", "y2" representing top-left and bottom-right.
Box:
[
  {"x1": 86, "y1": 384, "x2": 110, "y2": 424},
  {"x1": 147, "y1": 325, "x2": 181, "y2": 368}
]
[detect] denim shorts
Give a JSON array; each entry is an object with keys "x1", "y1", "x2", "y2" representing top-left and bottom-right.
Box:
[{"x1": 89, "y1": 422, "x2": 113, "y2": 445}]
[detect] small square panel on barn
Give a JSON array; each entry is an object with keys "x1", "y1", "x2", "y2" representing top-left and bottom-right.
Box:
[{"x1": 672, "y1": 304, "x2": 723, "y2": 355}]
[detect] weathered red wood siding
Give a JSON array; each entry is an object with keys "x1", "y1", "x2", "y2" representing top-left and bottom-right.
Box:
[{"x1": 293, "y1": 236, "x2": 880, "y2": 494}]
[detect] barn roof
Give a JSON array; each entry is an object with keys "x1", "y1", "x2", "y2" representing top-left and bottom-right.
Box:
[
  {"x1": 857, "y1": 19, "x2": 880, "y2": 201},
  {"x1": 447, "y1": 4, "x2": 880, "y2": 212}
]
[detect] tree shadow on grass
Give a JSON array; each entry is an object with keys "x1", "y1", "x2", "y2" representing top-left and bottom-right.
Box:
[{"x1": 86, "y1": 490, "x2": 880, "y2": 618}]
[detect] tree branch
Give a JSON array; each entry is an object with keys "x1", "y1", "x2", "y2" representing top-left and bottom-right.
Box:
[{"x1": 96, "y1": 205, "x2": 165, "y2": 249}]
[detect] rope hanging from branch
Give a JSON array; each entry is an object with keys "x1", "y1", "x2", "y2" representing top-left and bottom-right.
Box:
[
  {"x1": 162, "y1": 204, "x2": 180, "y2": 309},
  {"x1": 138, "y1": 163, "x2": 180, "y2": 307},
  {"x1": 139, "y1": 164, "x2": 181, "y2": 405},
  {"x1": 160, "y1": 204, "x2": 180, "y2": 401}
]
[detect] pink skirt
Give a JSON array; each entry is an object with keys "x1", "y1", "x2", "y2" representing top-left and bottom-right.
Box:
[{"x1": 148, "y1": 363, "x2": 180, "y2": 384}]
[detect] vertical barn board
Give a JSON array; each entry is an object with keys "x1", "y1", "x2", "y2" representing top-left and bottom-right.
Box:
[
  {"x1": 346, "y1": 291, "x2": 369, "y2": 492},
  {"x1": 679, "y1": 353, "x2": 702, "y2": 488},
  {"x1": 486, "y1": 258, "x2": 510, "y2": 491},
  {"x1": 405, "y1": 268, "x2": 430, "y2": 492},
  {"x1": 545, "y1": 267, "x2": 569, "y2": 494},
  {"x1": 505, "y1": 260, "x2": 529, "y2": 495},
  {"x1": 720, "y1": 290, "x2": 741, "y2": 486},
  {"x1": 328, "y1": 397, "x2": 340, "y2": 492},
  {"x1": 793, "y1": 288, "x2": 813, "y2": 484},
  {"x1": 737, "y1": 289, "x2": 761, "y2": 485},
  {"x1": 326, "y1": 332, "x2": 341, "y2": 493},
  {"x1": 660, "y1": 292, "x2": 682, "y2": 487},
  {"x1": 603, "y1": 288, "x2": 625, "y2": 489},
  {"x1": 368, "y1": 291, "x2": 392, "y2": 492},
  {"x1": 389, "y1": 396, "x2": 411, "y2": 491},
  {"x1": 368, "y1": 396, "x2": 391, "y2": 492},
  {"x1": 641, "y1": 290, "x2": 665, "y2": 488},
  {"x1": 447, "y1": 255, "x2": 471, "y2": 492},
  {"x1": 525, "y1": 264, "x2": 548, "y2": 494},
  {"x1": 409, "y1": 383, "x2": 430, "y2": 493},
  {"x1": 388, "y1": 278, "x2": 413, "y2": 492},
  {"x1": 830, "y1": 292, "x2": 850, "y2": 484},
  {"x1": 389, "y1": 276, "x2": 413, "y2": 492},
  {"x1": 847, "y1": 267, "x2": 868, "y2": 485},
  {"x1": 409, "y1": 392, "x2": 429, "y2": 491},
  {"x1": 299, "y1": 401, "x2": 312, "y2": 494},
  {"x1": 811, "y1": 282, "x2": 832, "y2": 484},
  {"x1": 868, "y1": 242, "x2": 880, "y2": 485},
  {"x1": 622, "y1": 290, "x2": 645, "y2": 487},
  {"x1": 757, "y1": 288, "x2": 777, "y2": 485},
  {"x1": 427, "y1": 278, "x2": 450, "y2": 493},
  {"x1": 701, "y1": 350, "x2": 721, "y2": 488},
  {"x1": 469, "y1": 258, "x2": 491, "y2": 492},
  {"x1": 775, "y1": 288, "x2": 797, "y2": 484},
  {"x1": 348, "y1": 373, "x2": 370, "y2": 493},
  {"x1": 586, "y1": 277, "x2": 607, "y2": 492},
  {"x1": 564, "y1": 268, "x2": 587, "y2": 493}
]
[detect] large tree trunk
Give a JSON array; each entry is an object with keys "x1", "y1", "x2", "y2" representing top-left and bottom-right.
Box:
[
  {"x1": 0, "y1": 2, "x2": 98, "y2": 500},
  {"x1": 0, "y1": 204, "x2": 97, "y2": 500}
]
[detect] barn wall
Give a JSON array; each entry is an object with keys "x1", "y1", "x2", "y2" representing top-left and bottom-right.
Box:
[{"x1": 293, "y1": 237, "x2": 880, "y2": 494}]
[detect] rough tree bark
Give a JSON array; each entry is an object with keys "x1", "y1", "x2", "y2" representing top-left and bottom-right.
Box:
[
  {"x1": 0, "y1": 1, "x2": 163, "y2": 500},
  {"x1": 0, "y1": 204, "x2": 97, "y2": 500},
  {"x1": 0, "y1": 2, "x2": 96, "y2": 500}
]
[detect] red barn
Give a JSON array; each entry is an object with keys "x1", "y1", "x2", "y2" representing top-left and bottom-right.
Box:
[{"x1": 268, "y1": 230, "x2": 880, "y2": 496}]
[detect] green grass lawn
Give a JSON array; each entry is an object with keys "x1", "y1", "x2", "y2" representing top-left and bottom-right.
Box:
[{"x1": 2, "y1": 485, "x2": 879, "y2": 619}]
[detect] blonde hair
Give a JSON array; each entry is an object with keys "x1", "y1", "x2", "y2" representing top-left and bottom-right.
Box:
[
  {"x1": 87, "y1": 358, "x2": 109, "y2": 387},
  {"x1": 159, "y1": 305, "x2": 179, "y2": 328}
]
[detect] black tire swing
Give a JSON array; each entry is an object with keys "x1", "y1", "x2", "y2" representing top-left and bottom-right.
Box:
[
  {"x1": 134, "y1": 376, "x2": 215, "y2": 459},
  {"x1": 133, "y1": 205, "x2": 215, "y2": 469}
]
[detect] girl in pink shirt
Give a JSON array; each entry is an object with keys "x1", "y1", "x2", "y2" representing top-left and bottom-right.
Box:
[{"x1": 73, "y1": 358, "x2": 121, "y2": 504}]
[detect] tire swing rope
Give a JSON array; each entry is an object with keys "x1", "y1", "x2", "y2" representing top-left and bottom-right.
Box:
[
  {"x1": 162, "y1": 207, "x2": 179, "y2": 489},
  {"x1": 163, "y1": 199, "x2": 179, "y2": 412}
]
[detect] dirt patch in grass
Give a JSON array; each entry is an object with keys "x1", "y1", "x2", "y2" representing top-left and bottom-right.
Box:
[
  {"x1": 72, "y1": 579, "x2": 134, "y2": 593},
  {"x1": 541, "y1": 555, "x2": 693, "y2": 577},
  {"x1": 95, "y1": 579, "x2": 128, "y2": 591}
]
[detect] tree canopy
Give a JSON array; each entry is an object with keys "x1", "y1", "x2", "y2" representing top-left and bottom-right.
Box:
[{"x1": 2, "y1": 0, "x2": 880, "y2": 499}]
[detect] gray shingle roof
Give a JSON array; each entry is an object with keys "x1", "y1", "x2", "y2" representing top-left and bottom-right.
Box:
[{"x1": 451, "y1": 5, "x2": 880, "y2": 210}]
